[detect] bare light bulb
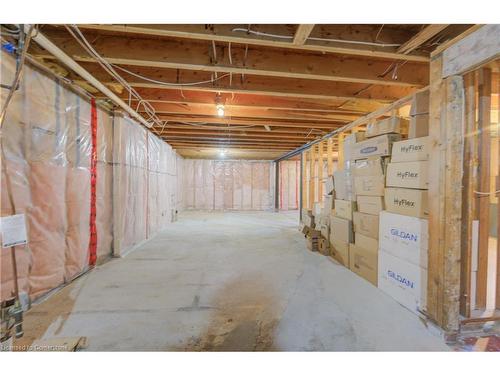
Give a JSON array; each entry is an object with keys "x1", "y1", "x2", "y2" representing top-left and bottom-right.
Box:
[
  {"x1": 218, "y1": 148, "x2": 227, "y2": 158},
  {"x1": 216, "y1": 104, "x2": 225, "y2": 117}
]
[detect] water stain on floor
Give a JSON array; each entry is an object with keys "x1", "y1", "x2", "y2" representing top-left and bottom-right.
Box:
[{"x1": 179, "y1": 275, "x2": 281, "y2": 351}]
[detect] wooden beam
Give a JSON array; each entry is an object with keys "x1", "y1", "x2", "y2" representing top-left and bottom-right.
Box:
[
  {"x1": 327, "y1": 137, "x2": 334, "y2": 176},
  {"x1": 397, "y1": 25, "x2": 449, "y2": 54},
  {"x1": 161, "y1": 124, "x2": 329, "y2": 135},
  {"x1": 293, "y1": 25, "x2": 315, "y2": 45},
  {"x1": 76, "y1": 24, "x2": 430, "y2": 62},
  {"x1": 427, "y1": 54, "x2": 464, "y2": 333},
  {"x1": 37, "y1": 29, "x2": 428, "y2": 88},
  {"x1": 475, "y1": 67, "x2": 492, "y2": 309},
  {"x1": 155, "y1": 115, "x2": 345, "y2": 129},
  {"x1": 318, "y1": 141, "x2": 324, "y2": 199},
  {"x1": 302, "y1": 151, "x2": 307, "y2": 210},
  {"x1": 63, "y1": 62, "x2": 418, "y2": 103},
  {"x1": 309, "y1": 148, "x2": 314, "y2": 209},
  {"x1": 460, "y1": 72, "x2": 478, "y2": 318},
  {"x1": 96, "y1": 88, "x2": 385, "y2": 113},
  {"x1": 138, "y1": 102, "x2": 362, "y2": 122}
]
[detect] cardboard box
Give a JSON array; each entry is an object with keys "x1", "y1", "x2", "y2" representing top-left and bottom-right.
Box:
[
  {"x1": 365, "y1": 116, "x2": 409, "y2": 138},
  {"x1": 302, "y1": 208, "x2": 312, "y2": 216},
  {"x1": 301, "y1": 225, "x2": 311, "y2": 236},
  {"x1": 334, "y1": 199, "x2": 357, "y2": 221},
  {"x1": 379, "y1": 211, "x2": 428, "y2": 268},
  {"x1": 384, "y1": 188, "x2": 429, "y2": 218},
  {"x1": 378, "y1": 250, "x2": 427, "y2": 314},
  {"x1": 409, "y1": 114, "x2": 429, "y2": 139},
  {"x1": 333, "y1": 170, "x2": 354, "y2": 201},
  {"x1": 356, "y1": 195, "x2": 384, "y2": 215},
  {"x1": 355, "y1": 232, "x2": 378, "y2": 251},
  {"x1": 313, "y1": 202, "x2": 323, "y2": 217},
  {"x1": 303, "y1": 214, "x2": 314, "y2": 228},
  {"x1": 350, "y1": 134, "x2": 402, "y2": 160},
  {"x1": 391, "y1": 137, "x2": 429, "y2": 163},
  {"x1": 349, "y1": 243, "x2": 378, "y2": 286},
  {"x1": 343, "y1": 132, "x2": 366, "y2": 162},
  {"x1": 324, "y1": 176, "x2": 334, "y2": 195},
  {"x1": 306, "y1": 229, "x2": 321, "y2": 252},
  {"x1": 386, "y1": 161, "x2": 429, "y2": 189},
  {"x1": 319, "y1": 223, "x2": 330, "y2": 239},
  {"x1": 354, "y1": 175, "x2": 385, "y2": 196},
  {"x1": 353, "y1": 211, "x2": 379, "y2": 239},
  {"x1": 410, "y1": 90, "x2": 429, "y2": 116},
  {"x1": 330, "y1": 239, "x2": 350, "y2": 266},
  {"x1": 319, "y1": 237, "x2": 330, "y2": 256},
  {"x1": 329, "y1": 215, "x2": 353, "y2": 244},
  {"x1": 352, "y1": 157, "x2": 388, "y2": 177}
]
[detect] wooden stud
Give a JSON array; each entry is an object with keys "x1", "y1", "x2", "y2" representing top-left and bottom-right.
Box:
[
  {"x1": 302, "y1": 150, "x2": 308, "y2": 210},
  {"x1": 318, "y1": 141, "x2": 324, "y2": 200},
  {"x1": 427, "y1": 54, "x2": 465, "y2": 333},
  {"x1": 327, "y1": 137, "x2": 333, "y2": 176},
  {"x1": 460, "y1": 72, "x2": 479, "y2": 318},
  {"x1": 475, "y1": 67, "x2": 492, "y2": 309},
  {"x1": 309, "y1": 149, "x2": 315, "y2": 210}
]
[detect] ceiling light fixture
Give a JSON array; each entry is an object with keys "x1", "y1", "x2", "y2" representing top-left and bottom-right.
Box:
[
  {"x1": 218, "y1": 148, "x2": 227, "y2": 158},
  {"x1": 215, "y1": 93, "x2": 225, "y2": 117},
  {"x1": 216, "y1": 103, "x2": 225, "y2": 117},
  {"x1": 264, "y1": 125, "x2": 271, "y2": 132}
]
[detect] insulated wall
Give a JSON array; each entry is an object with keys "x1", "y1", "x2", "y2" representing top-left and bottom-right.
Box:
[
  {"x1": 1, "y1": 55, "x2": 182, "y2": 304},
  {"x1": 0, "y1": 56, "x2": 113, "y2": 302},
  {"x1": 182, "y1": 159, "x2": 274, "y2": 211},
  {"x1": 112, "y1": 116, "x2": 182, "y2": 256},
  {"x1": 278, "y1": 160, "x2": 300, "y2": 210}
]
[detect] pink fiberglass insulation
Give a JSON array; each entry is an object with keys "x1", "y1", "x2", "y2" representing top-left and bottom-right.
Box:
[
  {"x1": 182, "y1": 159, "x2": 274, "y2": 211},
  {"x1": 1, "y1": 54, "x2": 182, "y2": 304}
]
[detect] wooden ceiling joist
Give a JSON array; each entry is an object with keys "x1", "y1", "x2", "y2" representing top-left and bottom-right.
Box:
[
  {"x1": 159, "y1": 125, "x2": 329, "y2": 135},
  {"x1": 153, "y1": 115, "x2": 345, "y2": 129},
  {"x1": 75, "y1": 24, "x2": 430, "y2": 62},
  {"x1": 293, "y1": 25, "x2": 315, "y2": 45},
  {"x1": 36, "y1": 29, "x2": 428, "y2": 88},
  {"x1": 397, "y1": 24, "x2": 450, "y2": 55},
  {"x1": 138, "y1": 102, "x2": 363, "y2": 122}
]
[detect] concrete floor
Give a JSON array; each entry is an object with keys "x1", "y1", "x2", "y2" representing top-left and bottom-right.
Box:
[{"x1": 16, "y1": 211, "x2": 449, "y2": 351}]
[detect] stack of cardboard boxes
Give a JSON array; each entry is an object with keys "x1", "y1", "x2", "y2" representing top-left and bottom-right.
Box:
[
  {"x1": 378, "y1": 134, "x2": 430, "y2": 314},
  {"x1": 301, "y1": 208, "x2": 321, "y2": 252},
  {"x1": 409, "y1": 90, "x2": 429, "y2": 138},
  {"x1": 347, "y1": 117, "x2": 405, "y2": 285},
  {"x1": 328, "y1": 133, "x2": 361, "y2": 266}
]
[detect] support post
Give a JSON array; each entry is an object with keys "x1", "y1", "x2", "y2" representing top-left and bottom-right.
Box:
[
  {"x1": 427, "y1": 54, "x2": 465, "y2": 333},
  {"x1": 475, "y1": 68, "x2": 492, "y2": 308}
]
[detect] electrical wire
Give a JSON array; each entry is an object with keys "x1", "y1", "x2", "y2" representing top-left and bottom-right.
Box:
[
  {"x1": 0, "y1": 25, "x2": 36, "y2": 128},
  {"x1": 231, "y1": 27, "x2": 402, "y2": 48},
  {"x1": 64, "y1": 25, "x2": 164, "y2": 131},
  {"x1": 112, "y1": 67, "x2": 229, "y2": 86}
]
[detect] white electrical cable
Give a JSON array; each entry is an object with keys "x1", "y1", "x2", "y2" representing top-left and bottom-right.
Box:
[
  {"x1": 231, "y1": 27, "x2": 402, "y2": 48},
  {"x1": 65, "y1": 25, "x2": 163, "y2": 130},
  {"x1": 112, "y1": 64, "x2": 231, "y2": 87}
]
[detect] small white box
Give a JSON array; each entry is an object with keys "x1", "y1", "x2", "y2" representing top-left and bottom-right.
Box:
[
  {"x1": 379, "y1": 211, "x2": 428, "y2": 268},
  {"x1": 378, "y1": 250, "x2": 427, "y2": 314}
]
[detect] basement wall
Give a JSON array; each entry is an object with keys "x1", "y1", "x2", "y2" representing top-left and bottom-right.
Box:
[
  {"x1": 0, "y1": 55, "x2": 182, "y2": 304},
  {"x1": 182, "y1": 159, "x2": 274, "y2": 210}
]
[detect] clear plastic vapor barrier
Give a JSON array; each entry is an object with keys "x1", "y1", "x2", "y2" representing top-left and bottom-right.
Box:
[
  {"x1": 1, "y1": 55, "x2": 182, "y2": 304},
  {"x1": 182, "y1": 159, "x2": 274, "y2": 211}
]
